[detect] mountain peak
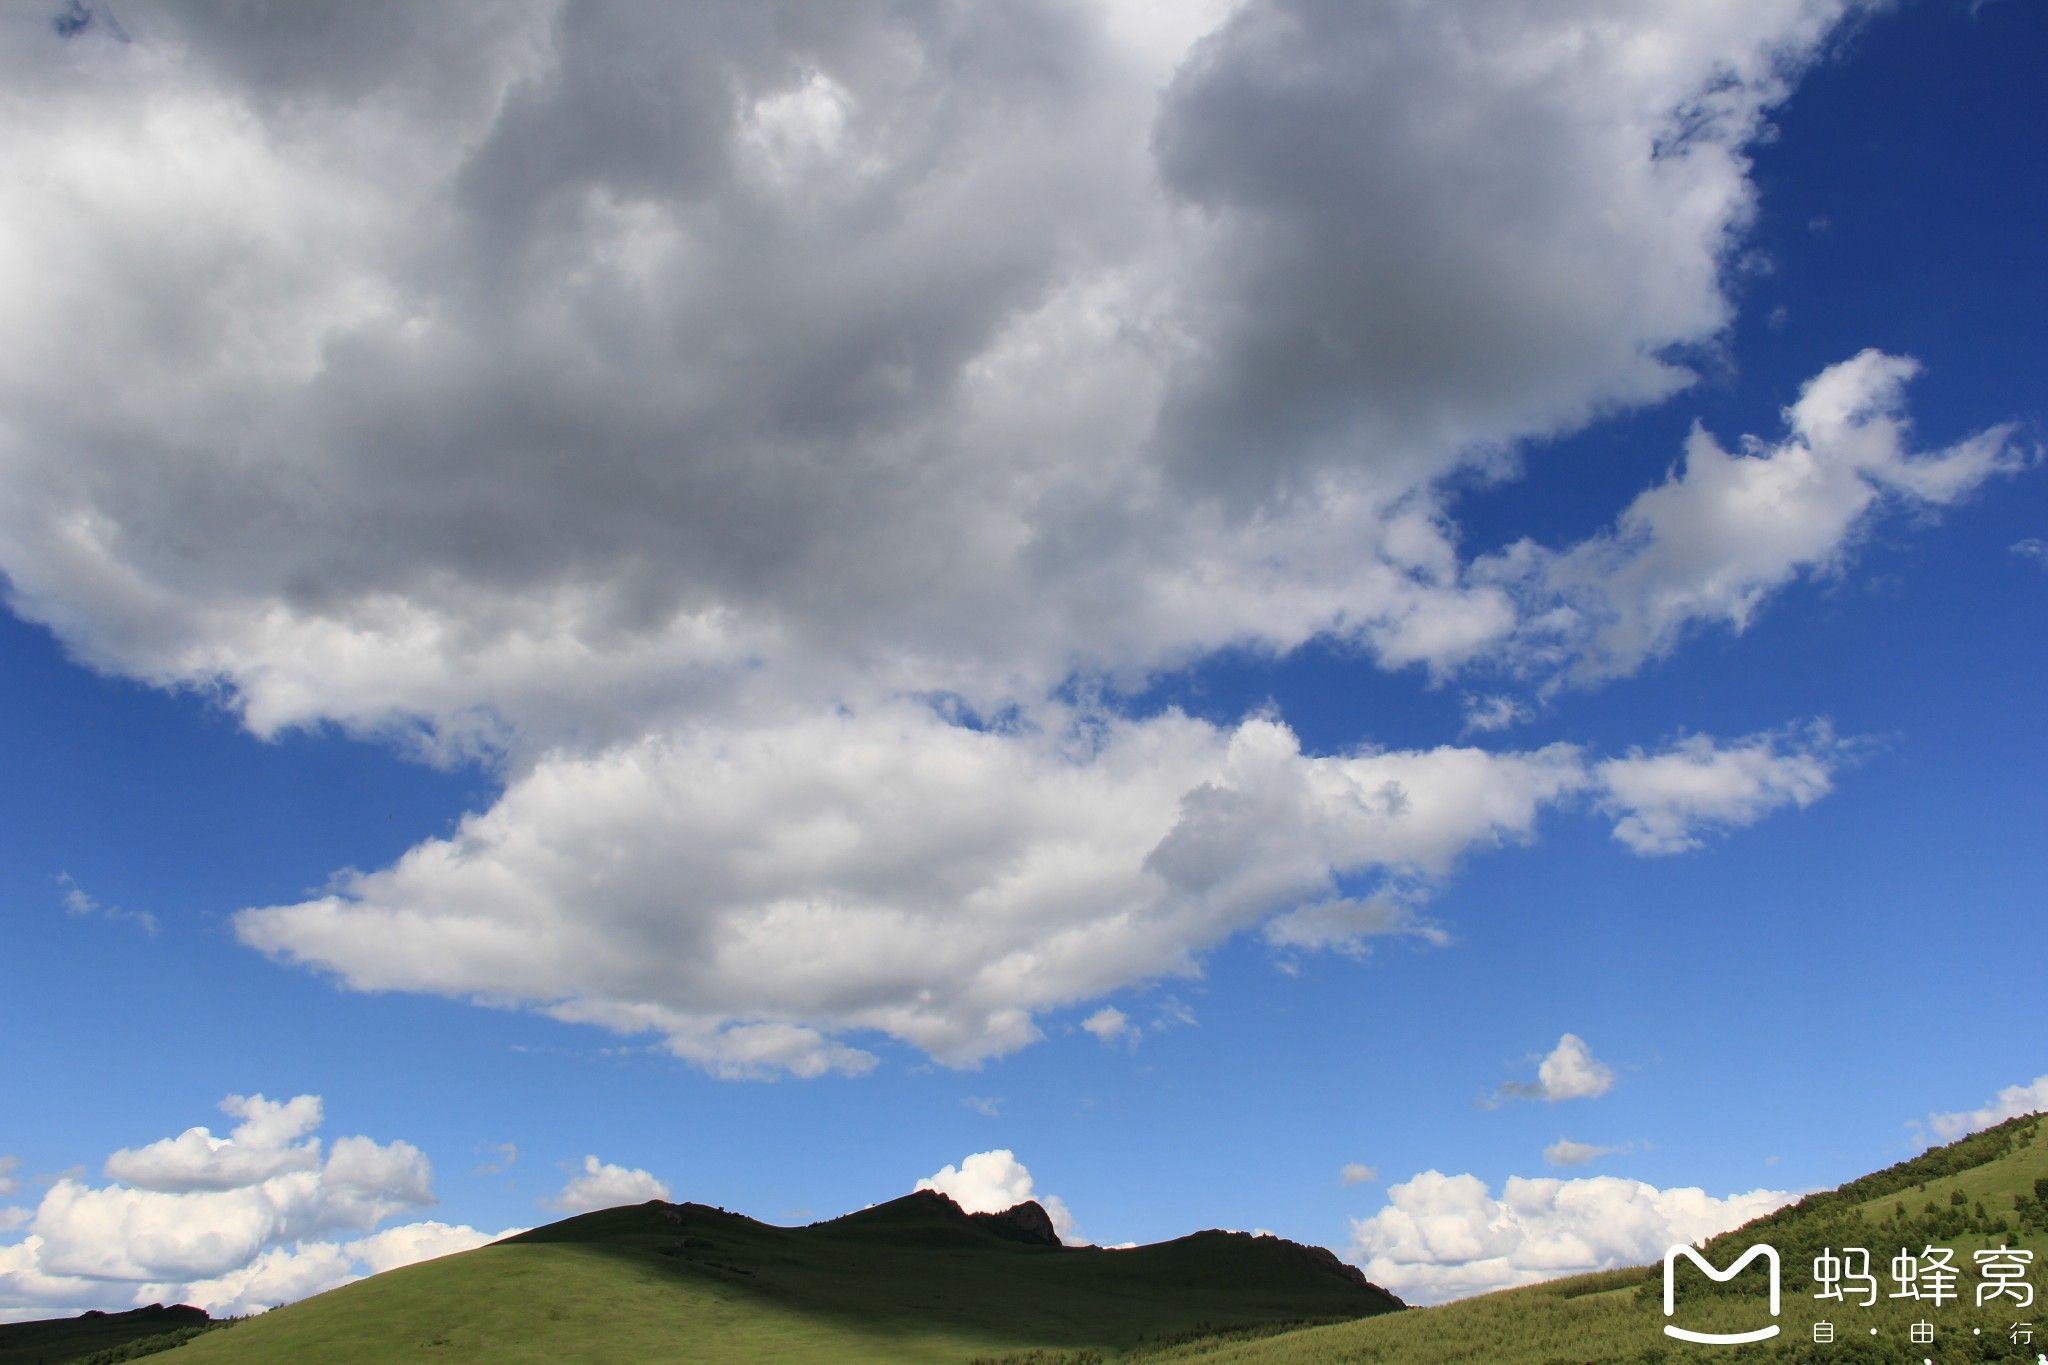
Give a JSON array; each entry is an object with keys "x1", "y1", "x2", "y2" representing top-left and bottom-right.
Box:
[{"x1": 969, "y1": 1198, "x2": 1062, "y2": 1247}]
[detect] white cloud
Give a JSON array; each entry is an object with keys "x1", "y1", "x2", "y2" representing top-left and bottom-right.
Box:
[
  {"x1": 2011, "y1": 538, "x2": 2048, "y2": 568},
  {"x1": 344, "y1": 1220, "x2": 517, "y2": 1275},
  {"x1": 1495, "y1": 1034, "x2": 1617, "y2": 1105},
  {"x1": 1483, "y1": 351, "x2": 2026, "y2": 684},
  {"x1": 104, "y1": 1094, "x2": 324, "y2": 1192},
  {"x1": 0, "y1": 2, "x2": 1988, "y2": 1078},
  {"x1": 230, "y1": 705, "x2": 1845, "y2": 1074},
  {"x1": 1081, "y1": 1007, "x2": 1136, "y2": 1049},
  {"x1": 56, "y1": 873, "x2": 156, "y2": 935},
  {"x1": 158, "y1": 1241, "x2": 358, "y2": 1319},
  {"x1": 235, "y1": 709, "x2": 1632, "y2": 1072},
  {"x1": 1349, "y1": 1170, "x2": 1792, "y2": 1303},
  {"x1": 0, "y1": 1094, "x2": 507, "y2": 1322},
  {"x1": 962, "y1": 1097, "x2": 1002, "y2": 1118},
  {"x1": 1535, "y1": 1035, "x2": 1617, "y2": 1102},
  {"x1": 1263, "y1": 893, "x2": 1449, "y2": 958},
  {"x1": 1340, "y1": 1163, "x2": 1378, "y2": 1187},
  {"x1": 1460, "y1": 695, "x2": 1526, "y2": 736},
  {"x1": 0, "y1": 0, "x2": 1910, "y2": 748},
  {"x1": 916, "y1": 1149, "x2": 1076, "y2": 1244},
  {"x1": 1595, "y1": 723, "x2": 1840, "y2": 855},
  {"x1": 30, "y1": 1142, "x2": 429, "y2": 1284},
  {"x1": 1925, "y1": 1075, "x2": 2048, "y2": 1144},
  {"x1": 543, "y1": 1156, "x2": 671, "y2": 1215},
  {"x1": 1543, "y1": 1139, "x2": 1629, "y2": 1167}
]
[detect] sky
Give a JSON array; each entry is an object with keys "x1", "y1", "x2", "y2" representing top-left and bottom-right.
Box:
[{"x1": 2, "y1": 0, "x2": 2044, "y2": 1320}]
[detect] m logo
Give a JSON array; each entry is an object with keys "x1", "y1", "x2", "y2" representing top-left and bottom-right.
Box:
[{"x1": 1662, "y1": 1243, "x2": 1781, "y2": 1345}]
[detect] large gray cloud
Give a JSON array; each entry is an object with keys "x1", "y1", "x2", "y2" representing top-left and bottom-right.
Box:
[
  {"x1": 0, "y1": 1, "x2": 2022, "y2": 1072},
  {"x1": 1151, "y1": 0, "x2": 1843, "y2": 503}
]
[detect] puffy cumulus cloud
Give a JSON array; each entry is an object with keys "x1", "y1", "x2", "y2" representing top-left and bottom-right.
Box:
[
  {"x1": 1494, "y1": 1034, "x2": 1617, "y2": 1106},
  {"x1": 1924, "y1": 1075, "x2": 2048, "y2": 1144},
  {"x1": 30, "y1": 1146, "x2": 429, "y2": 1284},
  {"x1": 0, "y1": 1094, "x2": 511, "y2": 1322},
  {"x1": 104, "y1": 1094, "x2": 324, "y2": 1192},
  {"x1": 0, "y1": 2, "x2": 1982, "y2": 1075},
  {"x1": 231, "y1": 706, "x2": 1681, "y2": 1072},
  {"x1": 1349, "y1": 1170, "x2": 1792, "y2": 1303},
  {"x1": 134, "y1": 1219, "x2": 527, "y2": 1320},
  {"x1": 343, "y1": 1220, "x2": 519, "y2": 1276},
  {"x1": 156, "y1": 1242, "x2": 358, "y2": 1320},
  {"x1": 1595, "y1": 724, "x2": 1840, "y2": 855},
  {"x1": 2012, "y1": 538, "x2": 2048, "y2": 568},
  {"x1": 1152, "y1": 0, "x2": 1850, "y2": 502},
  {"x1": 232, "y1": 707, "x2": 1848, "y2": 1073},
  {"x1": 0, "y1": 0, "x2": 1916, "y2": 747},
  {"x1": 542, "y1": 1156, "x2": 671, "y2": 1215},
  {"x1": 1483, "y1": 352, "x2": 2027, "y2": 685},
  {"x1": 917, "y1": 1149, "x2": 1077, "y2": 1244},
  {"x1": 1080, "y1": 1008, "x2": 1136, "y2": 1049},
  {"x1": 1340, "y1": 1163, "x2": 1378, "y2": 1187},
  {"x1": 1543, "y1": 1139, "x2": 1629, "y2": 1168}
]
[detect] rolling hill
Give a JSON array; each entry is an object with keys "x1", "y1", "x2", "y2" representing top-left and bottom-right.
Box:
[
  {"x1": 1144, "y1": 1112, "x2": 2048, "y2": 1363},
  {"x1": 97, "y1": 1189, "x2": 1398, "y2": 1364},
  {"x1": 7, "y1": 1113, "x2": 2040, "y2": 1363}
]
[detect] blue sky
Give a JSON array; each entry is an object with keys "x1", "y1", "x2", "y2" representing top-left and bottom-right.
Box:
[{"x1": 2, "y1": 0, "x2": 2044, "y2": 1317}]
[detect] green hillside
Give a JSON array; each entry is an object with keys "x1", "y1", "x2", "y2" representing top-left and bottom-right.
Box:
[
  {"x1": 0, "y1": 1304, "x2": 218, "y2": 1365},
  {"x1": 140, "y1": 1190, "x2": 1399, "y2": 1364},
  {"x1": 1148, "y1": 1113, "x2": 2048, "y2": 1364}
]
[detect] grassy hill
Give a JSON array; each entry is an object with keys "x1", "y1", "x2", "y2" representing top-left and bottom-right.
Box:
[
  {"x1": 1144, "y1": 1112, "x2": 2048, "y2": 1364},
  {"x1": 0, "y1": 1304, "x2": 218, "y2": 1365},
  {"x1": 129, "y1": 1190, "x2": 1399, "y2": 1364},
  {"x1": 10, "y1": 1115, "x2": 2040, "y2": 1363}
]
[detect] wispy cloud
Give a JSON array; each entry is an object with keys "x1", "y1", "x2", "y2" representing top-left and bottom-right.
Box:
[
  {"x1": 471, "y1": 1143, "x2": 518, "y2": 1177},
  {"x1": 56, "y1": 873, "x2": 155, "y2": 935},
  {"x1": 1543, "y1": 1138, "x2": 1631, "y2": 1167}
]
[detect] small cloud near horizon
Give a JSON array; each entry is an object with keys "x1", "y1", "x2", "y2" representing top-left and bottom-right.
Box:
[{"x1": 1543, "y1": 1138, "x2": 1629, "y2": 1167}]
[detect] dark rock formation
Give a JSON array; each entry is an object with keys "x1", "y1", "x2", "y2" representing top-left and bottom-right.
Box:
[{"x1": 969, "y1": 1199, "x2": 1062, "y2": 1247}]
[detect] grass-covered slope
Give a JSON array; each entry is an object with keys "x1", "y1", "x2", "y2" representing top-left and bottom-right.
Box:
[
  {"x1": 0, "y1": 1303, "x2": 219, "y2": 1365},
  {"x1": 1150, "y1": 1113, "x2": 2048, "y2": 1364},
  {"x1": 153, "y1": 1190, "x2": 1400, "y2": 1364}
]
